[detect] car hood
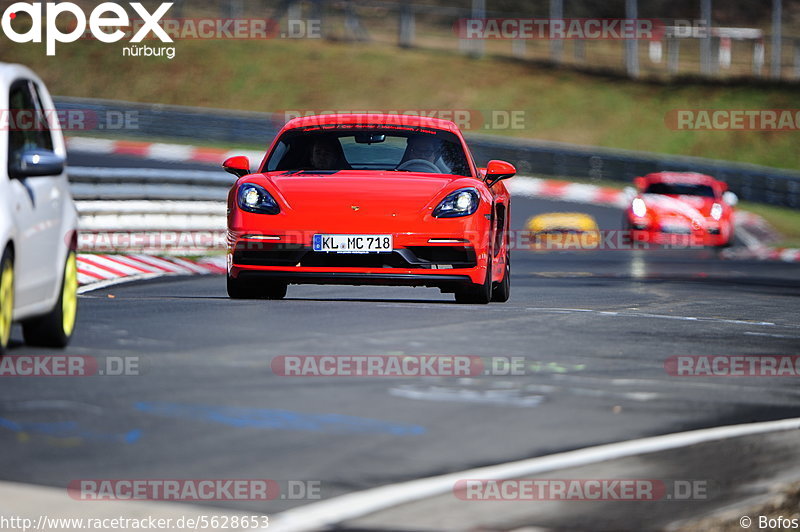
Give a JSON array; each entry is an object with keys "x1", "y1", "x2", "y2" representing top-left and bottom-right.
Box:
[
  {"x1": 261, "y1": 171, "x2": 472, "y2": 214},
  {"x1": 642, "y1": 194, "x2": 718, "y2": 221}
]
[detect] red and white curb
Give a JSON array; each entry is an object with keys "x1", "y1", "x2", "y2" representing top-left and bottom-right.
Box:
[
  {"x1": 508, "y1": 177, "x2": 628, "y2": 208},
  {"x1": 66, "y1": 137, "x2": 263, "y2": 165},
  {"x1": 77, "y1": 254, "x2": 226, "y2": 293}
]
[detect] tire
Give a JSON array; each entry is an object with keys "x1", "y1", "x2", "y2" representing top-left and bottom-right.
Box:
[
  {"x1": 455, "y1": 257, "x2": 492, "y2": 305},
  {"x1": 22, "y1": 250, "x2": 78, "y2": 348},
  {"x1": 227, "y1": 274, "x2": 287, "y2": 300},
  {"x1": 491, "y1": 258, "x2": 511, "y2": 303},
  {"x1": 717, "y1": 228, "x2": 735, "y2": 249},
  {"x1": 0, "y1": 248, "x2": 14, "y2": 356},
  {"x1": 227, "y1": 274, "x2": 250, "y2": 299}
]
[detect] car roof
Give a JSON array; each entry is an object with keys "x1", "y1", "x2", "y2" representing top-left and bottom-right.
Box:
[
  {"x1": 0, "y1": 62, "x2": 42, "y2": 87},
  {"x1": 282, "y1": 113, "x2": 463, "y2": 134},
  {"x1": 642, "y1": 172, "x2": 719, "y2": 185}
]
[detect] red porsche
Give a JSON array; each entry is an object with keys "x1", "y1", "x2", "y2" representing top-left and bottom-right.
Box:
[
  {"x1": 222, "y1": 114, "x2": 515, "y2": 304},
  {"x1": 624, "y1": 172, "x2": 738, "y2": 248}
]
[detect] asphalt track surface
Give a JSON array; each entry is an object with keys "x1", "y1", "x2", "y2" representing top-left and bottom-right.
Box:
[{"x1": 1, "y1": 152, "x2": 799, "y2": 528}]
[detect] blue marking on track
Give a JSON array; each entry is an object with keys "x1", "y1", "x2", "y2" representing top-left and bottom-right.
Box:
[{"x1": 133, "y1": 402, "x2": 425, "y2": 435}]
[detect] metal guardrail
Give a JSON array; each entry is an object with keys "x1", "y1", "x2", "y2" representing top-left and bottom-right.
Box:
[
  {"x1": 69, "y1": 167, "x2": 232, "y2": 201},
  {"x1": 59, "y1": 97, "x2": 800, "y2": 208}
]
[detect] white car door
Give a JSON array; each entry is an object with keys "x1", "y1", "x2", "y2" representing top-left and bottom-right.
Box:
[{"x1": 7, "y1": 78, "x2": 64, "y2": 310}]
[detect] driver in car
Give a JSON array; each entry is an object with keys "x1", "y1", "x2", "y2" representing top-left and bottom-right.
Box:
[
  {"x1": 403, "y1": 135, "x2": 442, "y2": 165},
  {"x1": 309, "y1": 137, "x2": 346, "y2": 170}
]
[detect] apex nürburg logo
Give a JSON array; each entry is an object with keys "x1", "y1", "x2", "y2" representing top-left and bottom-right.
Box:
[{"x1": 1, "y1": 2, "x2": 174, "y2": 56}]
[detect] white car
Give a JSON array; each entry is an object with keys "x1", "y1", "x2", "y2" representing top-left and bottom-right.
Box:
[{"x1": 0, "y1": 63, "x2": 78, "y2": 354}]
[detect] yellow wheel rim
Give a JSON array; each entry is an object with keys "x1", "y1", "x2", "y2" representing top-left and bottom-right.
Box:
[
  {"x1": 61, "y1": 252, "x2": 78, "y2": 337},
  {"x1": 0, "y1": 258, "x2": 13, "y2": 349}
]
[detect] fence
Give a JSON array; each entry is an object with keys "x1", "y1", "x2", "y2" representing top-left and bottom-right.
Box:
[{"x1": 154, "y1": 0, "x2": 800, "y2": 82}]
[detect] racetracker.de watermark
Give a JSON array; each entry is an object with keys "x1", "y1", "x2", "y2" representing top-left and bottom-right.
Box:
[
  {"x1": 0, "y1": 514, "x2": 270, "y2": 531},
  {"x1": 666, "y1": 109, "x2": 800, "y2": 131},
  {"x1": 80, "y1": 229, "x2": 717, "y2": 254},
  {"x1": 0, "y1": 355, "x2": 139, "y2": 377},
  {"x1": 453, "y1": 479, "x2": 708, "y2": 501},
  {"x1": 272, "y1": 355, "x2": 487, "y2": 377},
  {"x1": 665, "y1": 355, "x2": 800, "y2": 377},
  {"x1": 280, "y1": 110, "x2": 528, "y2": 131},
  {"x1": 0, "y1": 109, "x2": 138, "y2": 132},
  {"x1": 78, "y1": 231, "x2": 226, "y2": 253},
  {"x1": 68, "y1": 479, "x2": 322, "y2": 501},
  {"x1": 454, "y1": 18, "x2": 661, "y2": 40},
  {"x1": 73, "y1": 18, "x2": 321, "y2": 40},
  {"x1": 232, "y1": 230, "x2": 712, "y2": 253}
]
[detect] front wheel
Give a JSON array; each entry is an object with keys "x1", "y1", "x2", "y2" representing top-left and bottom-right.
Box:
[
  {"x1": 455, "y1": 257, "x2": 492, "y2": 304},
  {"x1": 0, "y1": 248, "x2": 14, "y2": 355},
  {"x1": 22, "y1": 250, "x2": 78, "y2": 348},
  {"x1": 491, "y1": 258, "x2": 511, "y2": 302}
]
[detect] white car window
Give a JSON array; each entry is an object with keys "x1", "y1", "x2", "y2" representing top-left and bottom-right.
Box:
[{"x1": 8, "y1": 80, "x2": 54, "y2": 172}]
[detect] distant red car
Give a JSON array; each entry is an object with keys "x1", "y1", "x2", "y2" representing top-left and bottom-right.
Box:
[
  {"x1": 223, "y1": 114, "x2": 515, "y2": 304},
  {"x1": 624, "y1": 172, "x2": 738, "y2": 247}
]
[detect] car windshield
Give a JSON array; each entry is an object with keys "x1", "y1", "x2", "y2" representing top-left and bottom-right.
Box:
[
  {"x1": 263, "y1": 126, "x2": 471, "y2": 176},
  {"x1": 645, "y1": 182, "x2": 716, "y2": 197}
]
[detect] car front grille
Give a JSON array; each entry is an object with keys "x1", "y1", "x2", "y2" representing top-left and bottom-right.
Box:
[{"x1": 659, "y1": 225, "x2": 692, "y2": 234}]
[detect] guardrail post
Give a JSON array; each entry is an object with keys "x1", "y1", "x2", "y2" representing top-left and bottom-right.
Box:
[
  {"x1": 470, "y1": 0, "x2": 486, "y2": 58},
  {"x1": 398, "y1": 3, "x2": 415, "y2": 48},
  {"x1": 549, "y1": 0, "x2": 563, "y2": 64},
  {"x1": 668, "y1": 36, "x2": 680, "y2": 74},
  {"x1": 573, "y1": 39, "x2": 585, "y2": 63},
  {"x1": 287, "y1": 0, "x2": 302, "y2": 23},
  {"x1": 625, "y1": 0, "x2": 639, "y2": 78},
  {"x1": 512, "y1": 39, "x2": 526, "y2": 58},
  {"x1": 310, "y1": 0, "x2": 324, "y2": 38},
  {"x1": 344, "y1": 1, "x2": 369, "y2": 41},
  {"x1": 771, "y1": 0, "x2": 783, "y2": 79},
  {"x1": 700, "y1": 0, "x2": 712, "y2": 75},
  {"x1": 710, "y1": 36, "x2": 720, "y2": 74},
  {"x1": 224, "y1": 0, "x2": 244, "y2": 18},
  {"x1": 753, "y1": 39, "x2": 765, "y2": 77}
]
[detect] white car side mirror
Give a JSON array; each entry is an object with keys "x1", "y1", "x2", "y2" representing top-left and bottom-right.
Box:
[{"x1": 722, "y1": 191, "x2": 738, "y2": 206}]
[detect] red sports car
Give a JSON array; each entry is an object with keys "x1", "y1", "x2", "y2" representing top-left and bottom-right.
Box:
[
  {"x1": 624, "y1": 172, "x2": 738, "y2": 248},
  {"x1": 222, "y1": 114, "x2": 515, "y2": 304}
]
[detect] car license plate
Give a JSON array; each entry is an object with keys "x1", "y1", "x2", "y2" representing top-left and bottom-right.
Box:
[{"x1": 313, "y1": 234, "x2": 393, "y2": 253}]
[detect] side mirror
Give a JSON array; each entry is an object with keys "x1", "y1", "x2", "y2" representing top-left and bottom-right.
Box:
[
  {"x1": 722, "y1": 191, "x2": 738, "y2": 206},
  {"x1": 633, "y1": 176, "x2": 647, "y2": 191},
  {"x1": 9, "y1": 149, "x2": 65, "y2": 179},
  {"x1": 223, "y1": 156, "x2": 251, "y2": 178},
  {"x1": 485, "y1": 160, "x2": 516, "y2": 187}
]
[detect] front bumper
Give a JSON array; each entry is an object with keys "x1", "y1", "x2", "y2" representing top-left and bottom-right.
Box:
[
  {"x1": 228, "y1": 231, "x2": 489, "y2": 286},
  {"x1": 629, "y1": 228, "x2": 729, "y2": 248}
]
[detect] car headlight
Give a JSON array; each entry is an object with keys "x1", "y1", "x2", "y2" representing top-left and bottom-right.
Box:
[
  {"x1": 433, "y1": 188, "x2": 480, "y2": 218},
  {"x1": 710, "y1": 203, "x2": 723, "y2": 221},
  {"x1": 237, "y1": 183, "x2": 280, "y2": 215},
  {"x1": 631, "y1": 198, "x2": 647, "y2": 218}
]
